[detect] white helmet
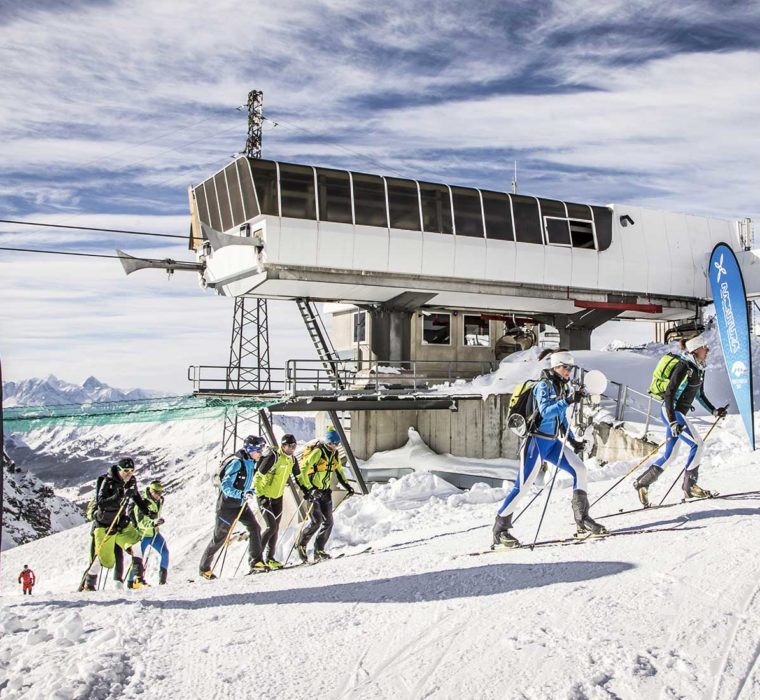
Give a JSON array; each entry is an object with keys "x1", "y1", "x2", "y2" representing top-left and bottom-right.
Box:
[
  {"x1": 685, "y1": 334, "x2": 708, "y2": 352},
  {"x1": 549, "y1": 351, "x2": 575, "y2": 369}
]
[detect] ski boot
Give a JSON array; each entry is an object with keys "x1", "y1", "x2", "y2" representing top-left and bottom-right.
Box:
[
  {"x1": 247, "y1": 560, "x2": 268, "y2": 575},
  {"x1": 572, "y1": 490, "x2": 608, "y2": 535},
  {"x1": 314, "y1": 550, "x2": 331, "y2": 561},
  {"x1": 128, "y1": 557, "x2": 149, "y2": 589},
  {"x1": 295, "y1": 545, "x2": 309, "y2": 563},
  {"x1": 159, "y1": 567, "x2": 168, "y2": 585},
  {"x1": 682, "y1": 468, "x2": 714, "y2": 500},
  {"x1": 492, "y1": 514, "x2": 521, "y2": 549},
  {"x1": 266, "y1": 559, "x2": 283, "y2": 570},
  {"x1": 199, "y1": 570, "x2": 217, "y2": 580},
  {"x1": 81, "y1": 574, "x2": 98, "y2": 592},
  {"x1": 632, "y1": 465, "x2": 663, "y2": 507}
]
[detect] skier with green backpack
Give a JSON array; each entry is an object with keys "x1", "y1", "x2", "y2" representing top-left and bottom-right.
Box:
[{"x1": 634, "y1": 334, "x2": 728, "y2": 506}]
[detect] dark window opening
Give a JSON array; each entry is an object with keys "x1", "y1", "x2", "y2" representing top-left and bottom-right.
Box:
[
  {"x1": 237, "y1": 160, "x2": 260, "y2": 219},
  {"x1": 512, "y1": 195, "x2": 543, "y2": 244},
  {"x1": 214, "y1": 171, "x2": 233, "y2": 231},
  {"x1": 387, "y1": 178, "x2": 421, "y2": 230},
  {"x1": 569, "y1": 220, "x2": 596, "y2": 249},
  {"x1": 225, "y1": 164, "x2": 245, "y2": 227},
  {"x1": 451, "y1": 187, "x2": 484, "y2": 237},
  {"x1": 422, "y1": 312, "x2": 451, "y2": 345},
  {"x1": 353, "y1": 173, "x2": 387, "y2": 227},
  {"x1": 419, "y1": 182, "x2": 453, "y2": 234},
  {"x1": 463, "y1": 315, "x2": 490, "y2": 346},
  {"x1": 482, "y1": 190, "x2": 513, "y2": 240},
  {"x1": 317, "y1": 168, "x2": 353, "y2": 224},
  {"x1": 279, "y1": 163, "x2": 316, "y2": 220},
  {"x1": 591, "y1": 206, "x2": 612, "y2": 251},
  {"x1": 249, "y1": 159, "x2": 278, "y2": 215},
  {"x1": 353, "y1": 312, "x2": 367, "y2": 343}
]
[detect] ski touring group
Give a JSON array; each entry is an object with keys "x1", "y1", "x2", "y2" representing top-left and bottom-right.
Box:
[{"x1": 74, "y1": 332, "x2": 729, "y2": 591}]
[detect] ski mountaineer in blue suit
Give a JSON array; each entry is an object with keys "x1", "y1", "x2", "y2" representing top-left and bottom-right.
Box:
[
  {"x1": 492, "y1": 351, "x2": 607, "y2": 548},
  {"x1": 198, "y1": 435, "x2": 267, "y2": 579},
  {"x1": 633, "y1": 334, "x2": 727, "y2": 506}
]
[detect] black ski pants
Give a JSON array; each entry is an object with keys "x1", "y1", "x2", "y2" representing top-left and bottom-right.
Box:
[
  {"x1": 297, "y1": 490, "x2": 334, "y2": 551},
  {"x1": 259, "y1": 496, "x2": 284, "y2": 561},
  {"x1": 198, "y1": 494, "x2": 263, "y2": 573}
]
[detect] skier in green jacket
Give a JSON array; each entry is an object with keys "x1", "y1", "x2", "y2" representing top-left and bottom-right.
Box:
[
  {"x1": 254, "y1": 433, "x2": 301, "y2": 569},
  {"x1": 295, "y1": 428, "x2": 355, "y2": 562},
  {"x1": 127, "y1": 481, "x2": 169, "y2": 587}
]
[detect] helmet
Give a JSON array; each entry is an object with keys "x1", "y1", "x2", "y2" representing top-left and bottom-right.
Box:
[
  {"x1": 325, "y1": 428, "x2": 341, "y2": 445},
  {"x1": 243, "y1": 435, "x2": 266, "y2": 453},
  {"x1": 148, "y1": 480, "x2": 164, "y2": 494},
  {"x1": 549, "y1": 351, "x2": 575, "y2": 369},
  {"x1": 117, "y1": 457, "x2": 135, "y2": 470},
  {"x1": 280, "y1": 433, "x2": 297, "y2": 446},
  {"x1": 685, "y1": 334, "x2": 708, "y2": 352}
]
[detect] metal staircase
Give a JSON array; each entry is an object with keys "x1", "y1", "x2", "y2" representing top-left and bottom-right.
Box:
[{"x1": 295, "y1": 298, "x2": 345, "y2": 390}]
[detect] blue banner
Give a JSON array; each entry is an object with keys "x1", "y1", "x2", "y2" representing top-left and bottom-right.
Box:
[{"x1": 709, "y1": 243, "x2": 755, "y2": 449}]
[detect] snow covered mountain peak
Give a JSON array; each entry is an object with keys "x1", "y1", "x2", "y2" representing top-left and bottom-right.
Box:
[{"x1": 2, "y1": 375, "x2": 163, "y2": 408}]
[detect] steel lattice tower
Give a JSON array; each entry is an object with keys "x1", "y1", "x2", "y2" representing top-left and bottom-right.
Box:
[{"x1": 220, "y1": 90, "x2": 272, "y2": 455}]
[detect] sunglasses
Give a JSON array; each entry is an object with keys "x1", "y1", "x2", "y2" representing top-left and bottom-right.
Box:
[{"x1": 119, "y1": 467, "x2": 135, "y2": 473}]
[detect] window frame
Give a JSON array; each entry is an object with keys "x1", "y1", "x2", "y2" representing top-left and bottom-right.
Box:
[
  {"x1": 421, "y1": 311, "x2": 452, "y2": 346},
  {"x1": 353, "y1": 311, "x2": 367, "y2": 343},
  {"x1": 462, "y1": 314, "x2": 490, "y2": 347}
]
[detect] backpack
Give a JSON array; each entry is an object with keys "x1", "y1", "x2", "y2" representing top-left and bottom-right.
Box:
[
  {"x1": 85, "y1": 476, "x2": 104, "y2": 522},
  {"x1": 214, "y1": 453, "x2": 241, "y2": 489},
  {"x1": 507, "y1": 380, "x2": 539, "y2": 435},
  {"x1": 649, "y1": 353, "x2": 682, "y2": 399}
]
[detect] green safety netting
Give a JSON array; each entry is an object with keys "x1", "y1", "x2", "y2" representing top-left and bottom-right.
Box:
[{"x1": 4, "y1": 395, "x2": 284, "y2": 432}]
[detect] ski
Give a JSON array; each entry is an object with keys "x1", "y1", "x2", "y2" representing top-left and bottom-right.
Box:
[
  {"x1": 464, "y1": 521, "x2": 689, "y2": 557},
  {"x1": 598, "y1": 488, "x2": 760, "y2": 520},
  {"x1": 283, "y1": 546, "x2": 373, "y2": 569}
]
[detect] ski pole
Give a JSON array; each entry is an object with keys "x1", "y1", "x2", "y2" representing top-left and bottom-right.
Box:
[
  {"x1": 530, "y1": 400, "x2": 580, "y2": 550},
  {"x1": 211, "y1": 501, "x2": 248, "y2": 578},
  {"x1": 231, "y1": 499, "x2": 267, "y2": 577},
  {"x1": 78, "y1": 496, "x2": 128, "y2": 591},
  {"x1": 283, "y1": 502, "x2": 314, "y2": 566},
  {"x1": 512, "y1": 484, "x2": 544, "y2": 525},
  {"x1": 657, "y1": 415, "x2": 724, "y2": 506},
  {"x1": 590, "y1": 440, "x2": 668, "y2": 509}
]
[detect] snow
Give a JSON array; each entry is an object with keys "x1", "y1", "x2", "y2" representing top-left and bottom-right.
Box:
[{"x1": 3, "y1": 345, "x2": 760, "y2": 697}]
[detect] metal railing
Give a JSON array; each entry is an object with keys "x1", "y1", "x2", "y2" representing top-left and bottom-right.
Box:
[{"x1": 188, "y1": 365, "x2": 289, "y2": 394}]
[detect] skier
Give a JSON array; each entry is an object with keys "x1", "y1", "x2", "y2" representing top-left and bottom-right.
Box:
[
  {"x1": 295, "y1": 428, "x2": 355, "y2": 562},
  {"x1": 254, "y1": 433, "x2": 302, "y2": 569},
  {"x1": 198, "y1": 435, "x2": 267, "y2": 579},
  {"x1": 492, "y1": 351, "x2": 606, "y2": 547},
  {"x1": 81, "y1": 457, "x2": 152, "y2": 592},
  {"x1": 634, "y1": 334, "x2": 727, "y2": 505},
  {"x1": 127, "y1": 480, "x2": 169, "y2": 587},
  {"x1": 18, "y1": 564, "x2": 36, "y2": 595}
]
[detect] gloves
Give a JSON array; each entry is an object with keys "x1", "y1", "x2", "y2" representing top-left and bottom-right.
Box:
[
  {"x1": 714, "y1": 405, "x2": 728, "y2": 419},
  {"x1": 243, "y1": 490, "x2": 257, "y2": 503},
  {"x1": 125, "y1": 483, "x2": 139, "y2": 499},
  {"x1": 154, "y1": 518, "x2": 165, "y2": 526},
  {"x1": 669, "y1": 421, "x2": 683, "y2": 437},
  {"x1": 305, "y1": 488, "x2": 319, "y2": 502},
  {"x1": 567, "y1": 389, "x2": 586, "y2": 405},
  {"x1": 345, "y1": 486, "x2": 356, "y2": 496},
  {"x1": 568, "y1": 438, "x2": 587, "y2": 454}
]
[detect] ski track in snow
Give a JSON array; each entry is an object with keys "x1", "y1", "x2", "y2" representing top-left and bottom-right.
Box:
[{"x1": 3, "y1": 413, "x2": 760, "y2": 697}]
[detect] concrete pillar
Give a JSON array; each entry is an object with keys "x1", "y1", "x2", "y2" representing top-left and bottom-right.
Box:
[{"x1": 369, "y1": 308, "x2": 412, "y2": 363}]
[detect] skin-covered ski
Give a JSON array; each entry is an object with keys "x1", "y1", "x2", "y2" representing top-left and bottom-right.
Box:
[
  {"x1": 464, "y1": 520, "x2": 690, "y2": 557},
  {"x1": 598, "y1": 489, "x2": 760, "y2": 520}
]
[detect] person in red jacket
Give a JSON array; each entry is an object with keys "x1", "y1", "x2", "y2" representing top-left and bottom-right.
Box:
[{"x1": 18, "y1": 564, "x2": 36, "y2": 595}]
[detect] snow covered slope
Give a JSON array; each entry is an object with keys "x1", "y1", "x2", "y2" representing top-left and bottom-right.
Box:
[{"x1": 2, "y1": 412, "x2": 760, "y2": 698}]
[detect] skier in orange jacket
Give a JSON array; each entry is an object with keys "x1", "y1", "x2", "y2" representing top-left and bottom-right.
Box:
[{"x1": 18, "y1": 564, "x2": 36, "y2": 595}]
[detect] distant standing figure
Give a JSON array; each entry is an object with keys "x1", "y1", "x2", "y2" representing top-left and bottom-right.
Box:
[{"x1": 18, "y1": 564, "x2": 36, "y2": 595}]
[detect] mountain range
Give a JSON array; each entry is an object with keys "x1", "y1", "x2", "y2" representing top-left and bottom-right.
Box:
[{"x1": 2, "y1": 375, "x2": 163, "y2": 408}]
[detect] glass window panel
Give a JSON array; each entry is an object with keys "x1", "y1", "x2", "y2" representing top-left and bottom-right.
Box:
[
  {"x1": 512, "y1": 194, "x2": 543, "y2": 244},
  {"x1": 352, "y1": 173, "x2": 387, "y2": 227},
  {"x1": 387, "y1": 178, "x2": 421, "y2": 230},
  {"x1": 317, "y1": 168, "x2": 352, "y2": 224},
  {"x1": 482, "y1": 190, "x2": 513, "y2": 240},
  {"x1": 237, "y1": 159, "x2": 260, "y2": 219},
  {"x1": 463, "y1": 315, "x2": 490, "y2": 346},
  {"x1": 591, "y1": 206, "x2": 612, "y2": 251},
  {"x1": 249, "y1": 159, "x2": 278, "y2": 215},
  {"x1": 194, "y1": 185, "x2": 210, "y2": 227},
  {"x1": 566, "y1": 202, "x2": 591, "y2": 220},
  {"x1": 451, "y1": 187, "x2": 484, "y2": 237},
  {"x1": 419, "y1": 181, "x2": 453, "y2": 234},
  {"x1": 213, "y1": 171, "x2": 233, "y2": 231},
  {"x1": 546, "y1": 218, "x2": 571, "y2": 245},
  {"x1": 203, "y1": 181, "x2": 223, "y2": 233},
  {"x1": 279, "y1": 163, "x2": 316, "y2": 220},
  {"x1": 422, "y1": 312, "x2": 451, "y2": 345},
  {"x1": 225, "y1": 164, "x2": 245, "y2": 227},
  {"x1": 353, "y1": 312, "x2": 367, "y2": 343}
]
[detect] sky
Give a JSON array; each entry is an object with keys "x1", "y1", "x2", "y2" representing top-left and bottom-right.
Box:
[{"x1": 1, "y1": 0, "x2": 760, "y2": 392}]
